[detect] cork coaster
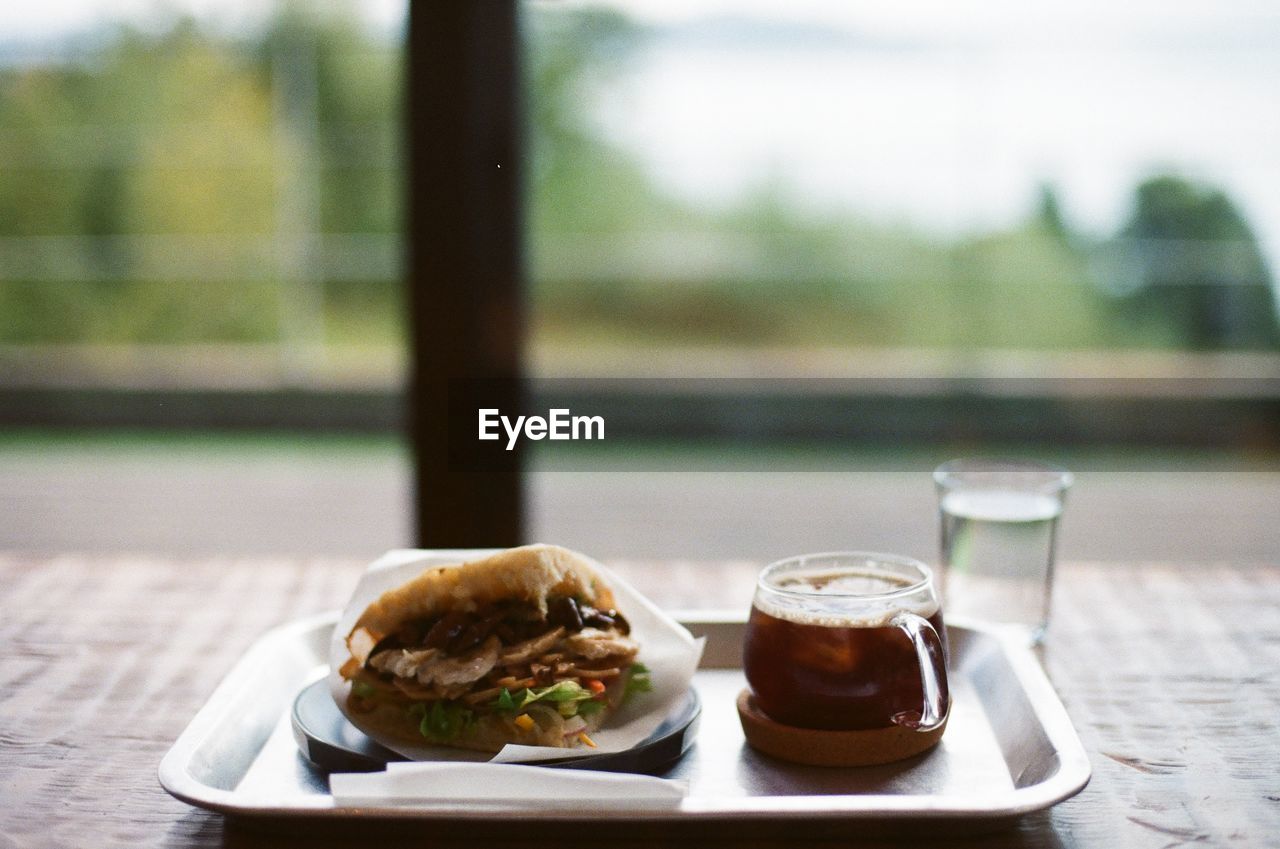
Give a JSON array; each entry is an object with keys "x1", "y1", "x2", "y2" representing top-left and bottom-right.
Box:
[{"x1": 736, "y1": 689, "x2": 948, "y2": 767}]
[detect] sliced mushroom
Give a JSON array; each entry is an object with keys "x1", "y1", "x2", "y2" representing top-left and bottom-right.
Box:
[
  {"x1": 462, "y1": 686, "x2": 506, "y2": 706},
  {"x1": 547, "y1": 596, "x2": 584, "y2": 631},
  {"x1": 571, "y1": 666, "x2": 622, "y2": 680}
]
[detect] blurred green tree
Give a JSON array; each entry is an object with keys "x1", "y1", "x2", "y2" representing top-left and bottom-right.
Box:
[
  {"x1": 1033, "y1": 182, "x2": 1070, "y2": 242},
  {"x1": 255, "y1": 0, "x2": 400, "y2": 236},
  {"x1": 1, "y1": 6, "x2": 1277, "y2": 360},
  {"x1": 1117, "y1": 175, "x2": 1278, "y2": 349},
  {"x1": 523, "y1": 6, "x2": 671, "y2": 236},
  {"x1": 0, "y1": 19, "x2": 278, "y2": 343}
]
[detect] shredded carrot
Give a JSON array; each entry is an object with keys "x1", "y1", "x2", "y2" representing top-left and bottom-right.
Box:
[
  {"x1": 514, "y1": 714, "x2": 535, "y2": 731},
  {"x1": 586, "y1": 679, "x2": 607, "y2": 695},
  {"x1": 577, "y1": 732, "x2": 597, "y2": 748}
]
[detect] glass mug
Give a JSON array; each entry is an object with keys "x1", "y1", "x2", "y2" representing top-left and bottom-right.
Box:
[{"x1": 743, "y1": 552, "x2": 950, "y2": 732}]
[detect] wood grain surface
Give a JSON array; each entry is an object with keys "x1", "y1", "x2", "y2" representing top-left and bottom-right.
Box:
[{"x1": 1, "y1": 554, "x2": 1277, "y2": 848}]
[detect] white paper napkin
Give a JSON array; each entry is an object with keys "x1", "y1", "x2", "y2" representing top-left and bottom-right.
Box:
[
  {"x1": 328, "y1": 548, "x2": 704, "y2": 763},
  {"x1": 330, "y1": 763, "x2": 688, "y2": 809}
]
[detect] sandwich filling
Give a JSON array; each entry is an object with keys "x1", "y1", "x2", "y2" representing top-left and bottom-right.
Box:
[{"x1": 342, "y1": 594, "x2": 648, "y2": 746}]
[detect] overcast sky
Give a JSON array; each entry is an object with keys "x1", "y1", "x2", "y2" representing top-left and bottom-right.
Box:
[
  {"x1": 4, "y1": 0, "x2": 1276, "y2": 46},
  {"x1": 0, "y1": 0, "x2": 403, "y2": 43},
  {"x1": 3, "y1": 1, "x2": 1278, "y2": 273}
]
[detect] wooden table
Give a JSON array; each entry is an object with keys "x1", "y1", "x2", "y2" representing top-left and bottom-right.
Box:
[{"x1": 2, "y1": 554, "x2": 1277, "y2": 847}]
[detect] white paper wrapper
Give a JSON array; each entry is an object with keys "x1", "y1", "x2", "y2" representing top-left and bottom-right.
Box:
[
  {"x1": 330, "y1": 763, "x2": 687, "y2": 808},
  {"x1": 328, "y1": 548, "x2": 703, "y2": 763}
]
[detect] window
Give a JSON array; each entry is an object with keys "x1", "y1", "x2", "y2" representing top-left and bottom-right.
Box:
[
  {"x1": 520, "y1": 1, "x2": 1280, "y2": 561},
  {"x1": 1, "y1": 1, "x2": 1276, "y2": 561},
  {"x1": 524, "y1": 1, "x2": 1280, "y2": 365},
  {"x1": 0, "y1": 2, "x2": 412, "y2": 555}
]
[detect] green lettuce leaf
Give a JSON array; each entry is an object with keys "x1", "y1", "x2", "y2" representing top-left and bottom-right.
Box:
[
  {"x1": 415, "y1": 701, "x2": 475, "y2": 742},
  {"x1": 489, "y1": 680, "x2": 603, "y2": 718},
  {"x1": 624, "y1": 663, "x2": 652, "y2": 700}
]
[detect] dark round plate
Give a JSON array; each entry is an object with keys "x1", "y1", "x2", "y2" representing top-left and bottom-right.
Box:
[{"x1": 291, "y1": 679, "x2": 700, "y2": 776}]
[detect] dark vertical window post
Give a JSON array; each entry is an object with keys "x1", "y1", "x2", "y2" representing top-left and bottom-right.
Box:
[{"x1": 406, "y1": 2, "x2": 525, "y2": 546}]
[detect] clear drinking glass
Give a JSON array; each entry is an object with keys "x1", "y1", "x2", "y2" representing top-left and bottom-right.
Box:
[{"x1": 934, "y1": 458, "x2": 1072, "y2": 644}]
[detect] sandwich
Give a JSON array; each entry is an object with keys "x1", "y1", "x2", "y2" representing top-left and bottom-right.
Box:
[{"x1": 339, "y1": 544, "x2": 650, "y2": 752}]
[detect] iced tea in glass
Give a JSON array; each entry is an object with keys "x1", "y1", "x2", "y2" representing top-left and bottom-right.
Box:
[{"x1": 743, "y1": 552, "x2": 949, "y2": 731}]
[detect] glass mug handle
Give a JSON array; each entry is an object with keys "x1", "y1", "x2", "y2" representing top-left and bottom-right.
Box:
[{"x1": 889, "y1": 612, "x2": 949, "y2": 732}]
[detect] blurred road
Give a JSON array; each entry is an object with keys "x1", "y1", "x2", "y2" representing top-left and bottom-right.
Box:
[{"x1": 2, "y1": 435, "x2": 1278, "y2": 565}]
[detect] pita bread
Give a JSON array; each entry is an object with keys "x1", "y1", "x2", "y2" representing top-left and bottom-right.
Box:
[{"x1": 340, "y1": 544, "x2": 637, "y2": 753}]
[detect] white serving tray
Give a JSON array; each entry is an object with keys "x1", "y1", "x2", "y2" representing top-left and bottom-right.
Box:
[{"x1": 159, "y1": 610, "x2": 1089, "y2": 835}]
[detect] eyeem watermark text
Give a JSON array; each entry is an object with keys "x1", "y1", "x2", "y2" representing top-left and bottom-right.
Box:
[{"x1": 478, "y1": 408, "x2": 604, "y2": 450}]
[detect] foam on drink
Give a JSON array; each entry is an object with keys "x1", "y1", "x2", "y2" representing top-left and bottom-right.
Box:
[{"x1": 755, "y1": 567, "x2": 940, "y2": 629}]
